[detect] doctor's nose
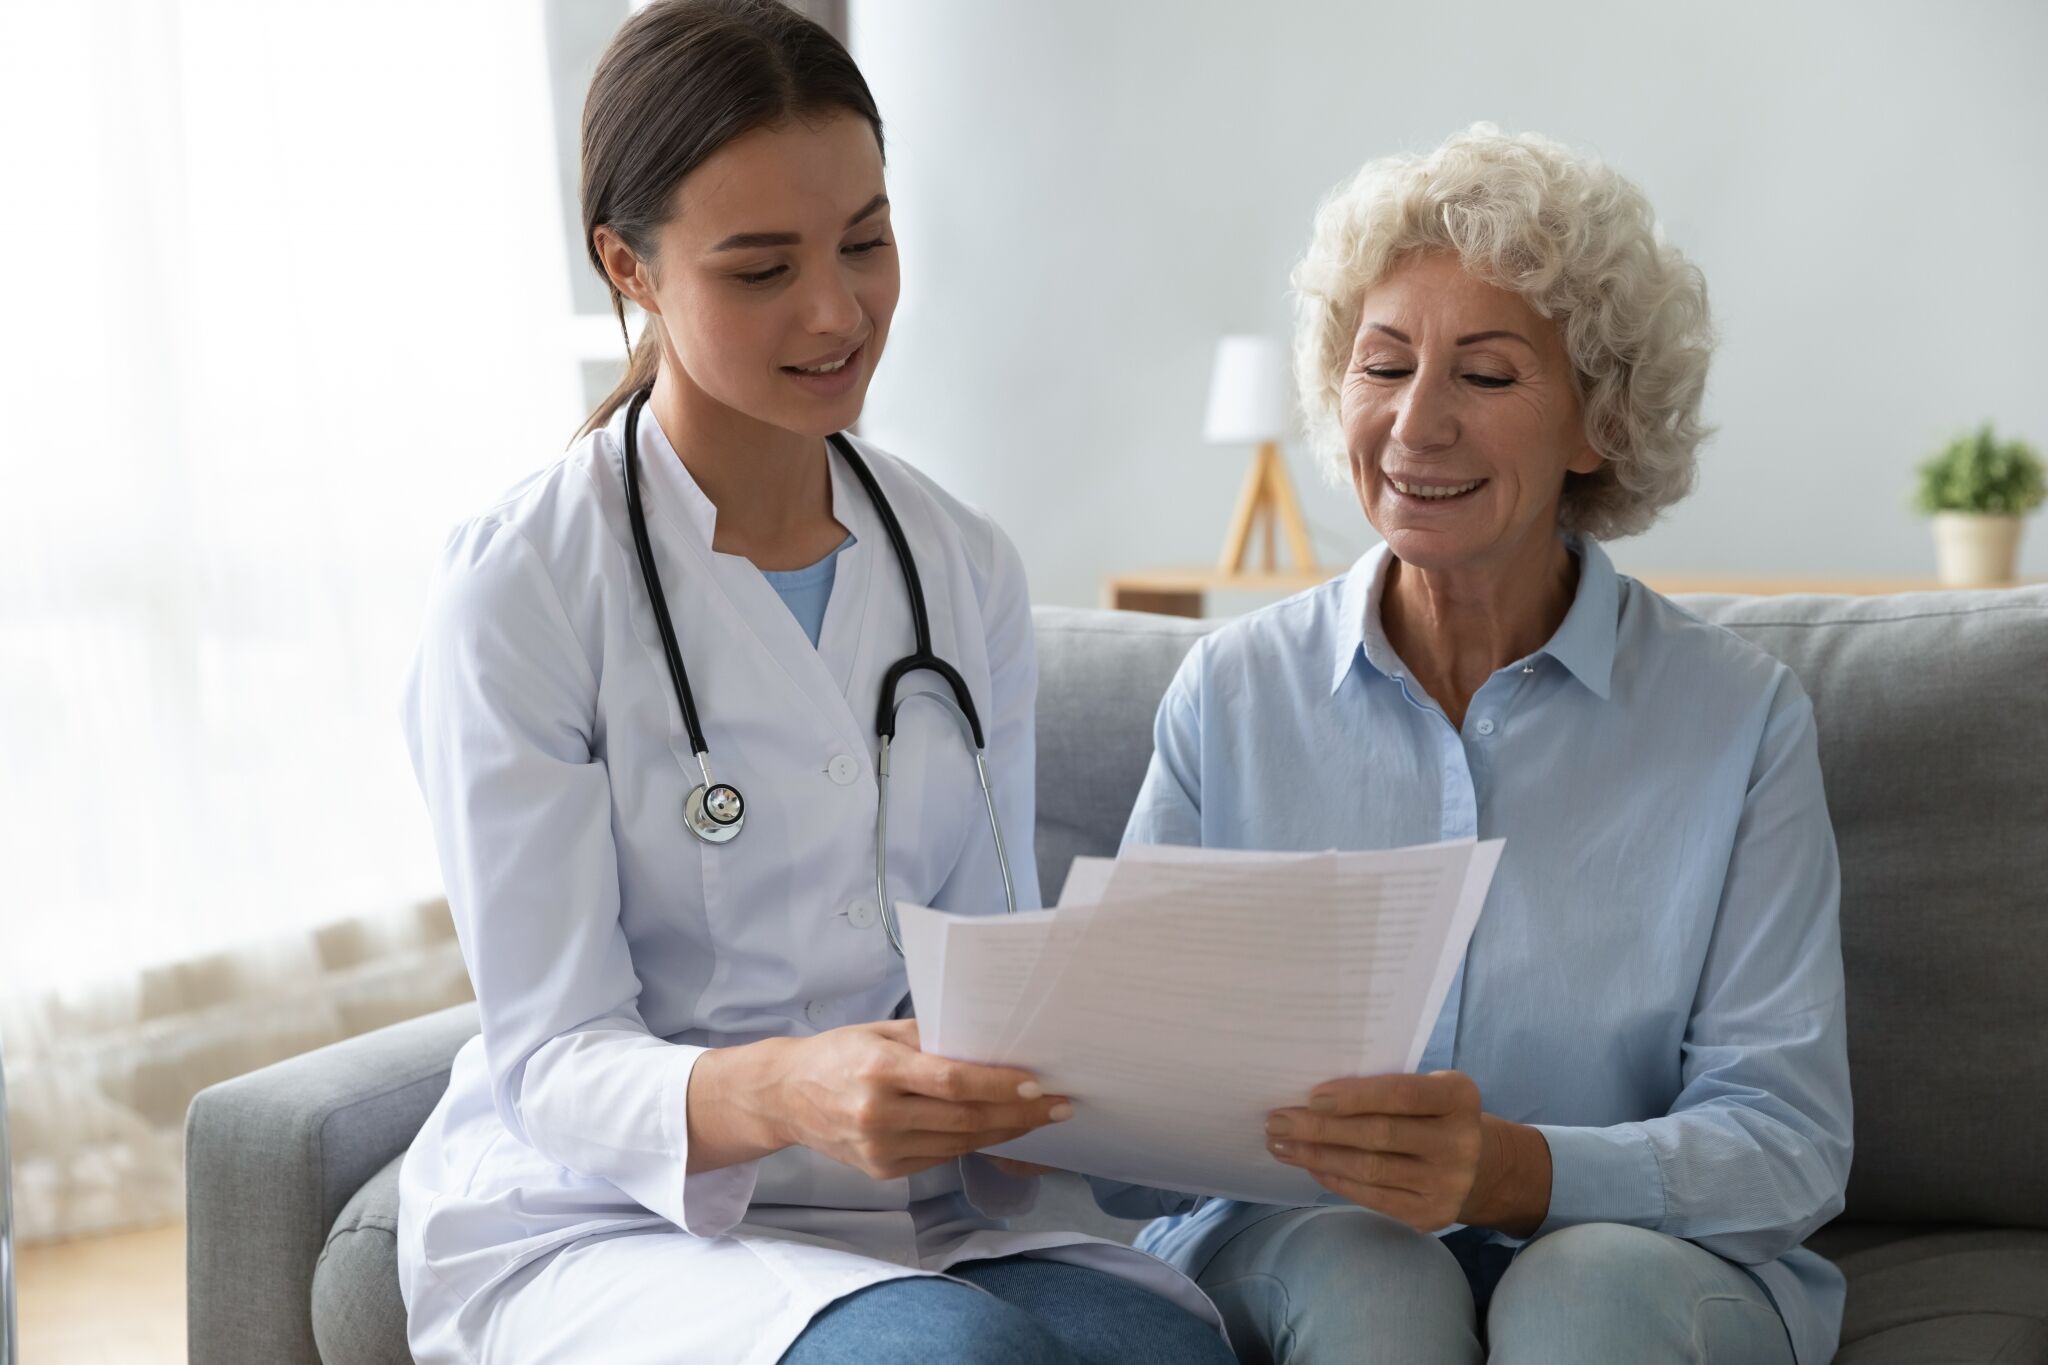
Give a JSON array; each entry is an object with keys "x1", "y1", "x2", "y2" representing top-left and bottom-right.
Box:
[{"x1": 800, "y1": 265, "x2": 864, "y2": 336}]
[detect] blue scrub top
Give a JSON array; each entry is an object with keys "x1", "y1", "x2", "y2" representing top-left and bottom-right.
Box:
[{"x1": 759, "y1": 534, "x2": 856, "y2": 648}]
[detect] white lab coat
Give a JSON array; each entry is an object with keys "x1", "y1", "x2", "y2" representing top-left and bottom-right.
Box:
[{"x1": 395, "y1": 402, "x2": 1217, "y2": 1365}]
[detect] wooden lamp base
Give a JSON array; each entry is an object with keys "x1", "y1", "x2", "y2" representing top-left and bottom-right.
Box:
[{"x1": 1220, "y1": 440, "x2": 1317, "y2": 573}]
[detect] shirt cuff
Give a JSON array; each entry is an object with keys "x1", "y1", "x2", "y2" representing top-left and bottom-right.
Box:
[
  {"x1": 962, "y1": 1155, "x2": 1040, "y2": 1218},
  {"x1": 1529, "y1": 1122, "x2": 1665, "y2": 1238},
  {"x1": 668, "y1": 1044, "x2": 761, "y2": 1236}
]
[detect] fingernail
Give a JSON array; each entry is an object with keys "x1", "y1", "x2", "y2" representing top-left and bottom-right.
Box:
[
  {"x1": 1265, "y1": 1116, "x2": 1292, "y2": 1138},
  {"x1": 1268, "y1": 1139, "x2": 1295, "y2": 1158},
  {"x1": 1309, "y1": 1093, "x2": 1337, "y2": 1114},
  {"x1": 1049, "y1": 1102, "x2": 1074, "y2": 1121},
  {"x1": 1016, "y1": 1081, "x2": 1043, "y2": 1100}
]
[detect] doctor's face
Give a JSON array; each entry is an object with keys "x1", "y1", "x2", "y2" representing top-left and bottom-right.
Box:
[{"x1": 641, "y1": 113, "x2": 898, "y2": 440}]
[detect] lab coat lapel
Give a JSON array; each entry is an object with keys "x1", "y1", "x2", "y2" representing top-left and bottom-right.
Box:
[
  {"x1": 814, "y1": 449, "x2": 878, "y2": 707},
  {"x1": 631, "y1": 407, "x2": 875, "y2": 757}
]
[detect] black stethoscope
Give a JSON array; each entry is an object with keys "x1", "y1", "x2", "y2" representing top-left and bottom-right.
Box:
[{"x1": 619, "y1": 386, "x2": 1017, "y2": 954}]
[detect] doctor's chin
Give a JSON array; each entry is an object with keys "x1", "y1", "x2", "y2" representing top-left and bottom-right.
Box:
[{"x1": 5, "y1": 2, "x2": 2045, "y2": 1364}]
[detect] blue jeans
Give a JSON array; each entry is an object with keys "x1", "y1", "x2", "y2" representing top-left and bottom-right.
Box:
[
  {"x1": 1178, "y1": 1205, "x2": 1795, "y2": 1364},
  {"x1": 778, "y1": 1255, "x2": 1235, "y2": 1365}
]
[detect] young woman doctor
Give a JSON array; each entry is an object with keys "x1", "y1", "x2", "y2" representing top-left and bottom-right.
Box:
[{"x1": 395, "y1": 3, "x2": 1228, "y2": 1363}]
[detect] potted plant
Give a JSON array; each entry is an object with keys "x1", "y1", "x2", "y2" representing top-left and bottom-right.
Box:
[{"x1": 1913, "y1": 424, "x2": 2045, "y2": 586}]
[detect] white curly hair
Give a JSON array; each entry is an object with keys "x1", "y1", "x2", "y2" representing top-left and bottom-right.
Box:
[{"x1": 1293, "y1": 124, "x2": 1715, "y2": 540}]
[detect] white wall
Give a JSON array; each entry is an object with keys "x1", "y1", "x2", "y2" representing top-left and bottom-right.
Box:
[{"x1": 850, "y1": 0, "x2": 2048, "y2": 605}]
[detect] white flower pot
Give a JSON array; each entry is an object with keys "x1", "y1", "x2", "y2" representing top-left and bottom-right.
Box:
[{"x1": 1930, "y1": 511, "x2": 2023, "y2": 586}]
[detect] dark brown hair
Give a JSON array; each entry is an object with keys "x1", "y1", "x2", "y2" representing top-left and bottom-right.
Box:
[{"x1": 576, "y1": 0, "x2": 885, "y2": 438}]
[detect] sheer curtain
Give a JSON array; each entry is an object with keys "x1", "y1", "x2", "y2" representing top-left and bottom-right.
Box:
[{"x1": 0, "y1": 0, "x2": 584, "y2": 1240}]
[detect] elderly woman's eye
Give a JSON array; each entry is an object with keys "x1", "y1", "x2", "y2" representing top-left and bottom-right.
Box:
[
  {"x1": 1361, "y1": 365, "x2": 1413, "y2": 379},
  {"x1": 1465, "y1": 373, "x2": 1514, "y2": 389}
]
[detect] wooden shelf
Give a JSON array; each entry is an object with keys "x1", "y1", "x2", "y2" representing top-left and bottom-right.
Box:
[{"x1": 1104, "y1": 567, "x2": 1332, "y2": 616}]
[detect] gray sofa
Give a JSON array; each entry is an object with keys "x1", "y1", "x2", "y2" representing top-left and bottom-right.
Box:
[{"x1": 187, "y1": 592, "x2": 2048, "y2": 1364}]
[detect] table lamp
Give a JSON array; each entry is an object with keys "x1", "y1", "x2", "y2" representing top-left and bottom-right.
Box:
[{"x1": 1205, "y1": 334, "x2": 1316, "y2": 573}]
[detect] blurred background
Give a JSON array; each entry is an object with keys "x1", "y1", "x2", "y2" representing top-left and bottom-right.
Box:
[{"x1": 0, "y1": 1, "x2": 2042, "y2": 1350}]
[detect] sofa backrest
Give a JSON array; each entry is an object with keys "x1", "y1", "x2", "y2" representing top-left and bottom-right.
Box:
[{"x1": 1031, "y1": 587, "x2": 2048, "y2": 1230}]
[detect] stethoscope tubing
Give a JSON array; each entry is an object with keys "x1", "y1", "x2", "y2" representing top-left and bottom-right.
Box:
[{"x1": 619, "y1": 387, "x2": 1017, "y2": 951}]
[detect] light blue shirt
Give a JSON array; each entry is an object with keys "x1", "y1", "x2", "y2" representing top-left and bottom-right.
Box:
[
  {"x1": 759, "y1": 534, "x2": 856, "y2": 648},
  {"x1": 1111, "y1": 537, "x2": 1852, "y2": 1365}
]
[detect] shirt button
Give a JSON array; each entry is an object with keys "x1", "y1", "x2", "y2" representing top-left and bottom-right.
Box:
[
  {"x1": 827, "y1": 753, "x2": 859, "y2": 785},
  {"x1": 1475, "y1": 718, "x2": 1496, "y2": 736},
  {"x1": 847, "y1": 900, "x2": 878, "y2": 929},
  {"x1": 803, "y1": 999, "x2": 829, "y2": 1027}
]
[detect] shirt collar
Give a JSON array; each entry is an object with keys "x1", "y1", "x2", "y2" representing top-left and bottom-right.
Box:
[
  {"x1": 1329, "y1": 534, "x2": 1618, "y2": 700},
  {"x1": 1329, "y1": 542, "x2": 1396, "y2": 695},
  {"x1": 1543, "y1": 536, "x2": 1618, "y2": 699}
]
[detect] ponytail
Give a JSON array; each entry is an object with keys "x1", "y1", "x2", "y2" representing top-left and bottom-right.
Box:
[{"x1": 579, "y1": 314, "x2": 662, "y2": 440}]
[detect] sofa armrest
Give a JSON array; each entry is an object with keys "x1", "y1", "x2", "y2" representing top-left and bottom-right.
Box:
[{"x1": 185, "y1": 1002, "x2": 479, "y2": 1365}]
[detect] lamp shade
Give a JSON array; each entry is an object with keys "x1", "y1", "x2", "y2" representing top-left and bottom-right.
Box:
[{"x1": 1202, "y1": 334, "x2": 1290, "y2": 444}]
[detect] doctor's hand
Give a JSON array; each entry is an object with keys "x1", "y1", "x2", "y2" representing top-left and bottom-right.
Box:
[
  {"x1": 767, "y1": 1019, "x2": 1072, "y2": 1181},
  {"x1": 1264, "y1": 1071, "x2": 1553, "y2": 1238}
]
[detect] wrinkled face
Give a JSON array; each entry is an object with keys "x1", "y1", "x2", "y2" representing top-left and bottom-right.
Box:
[
  {"x1": 629, "y1": 113, "x2": 898, "y2": 438},
  {"x1": 1340, "y1": 251, "x2": 1600, "y2": 573}
]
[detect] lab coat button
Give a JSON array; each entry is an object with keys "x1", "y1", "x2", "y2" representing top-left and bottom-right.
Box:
[
  {"x1": 847, "y1": 901, "x2": 878, "y2": 929},
  {"x1": 827, "y1": 754, "x2": 860, "y2": 785},
  {"x1": 1475, "y1": 718, "x2": 1496, "y2": 737},
  {"x1": 803, "y1": 999, "x2": 829, "y2": 1027}
]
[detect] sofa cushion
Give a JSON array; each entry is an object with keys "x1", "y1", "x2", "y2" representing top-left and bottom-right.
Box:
[
  {"x1": 1032, "y1": 607, "x2": 1210, "y2": 901},
  {"x1": 310, "y1": 1154, "x2": 409, "y2": 1365},
  {"x1": 1812, "y1": 1226, "x2": 2048, "y2": 1363},
  {"x1": 1676, "y1": 589, "x2": 2048, "y2": 1229}
]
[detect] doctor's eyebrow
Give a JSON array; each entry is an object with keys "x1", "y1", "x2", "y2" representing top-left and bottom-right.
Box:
[{"x1": 708, "y1": 195, "x2": 890, "y2": 252}]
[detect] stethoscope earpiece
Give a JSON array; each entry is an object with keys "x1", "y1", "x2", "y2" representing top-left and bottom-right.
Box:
[{"x1": 620, "y1": 386, "x2": 1016, "y2": 949}]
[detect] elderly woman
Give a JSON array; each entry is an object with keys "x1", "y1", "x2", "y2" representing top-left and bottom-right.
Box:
[{"x1": 1111, "y1": 127, "x2": 1852, "y2": 1363}]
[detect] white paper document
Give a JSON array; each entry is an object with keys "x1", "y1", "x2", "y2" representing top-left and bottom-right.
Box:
[{"x1": 896, "y1": 838, "x2": 1503, "y2": 1206}]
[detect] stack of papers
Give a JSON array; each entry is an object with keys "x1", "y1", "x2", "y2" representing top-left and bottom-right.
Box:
[{"x1": 895, "y1": 839, "x2": 1503, "y2": 1205}]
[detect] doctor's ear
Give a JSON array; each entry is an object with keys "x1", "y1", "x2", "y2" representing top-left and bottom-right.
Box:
[{"x1": 593, "y1": 225, "x2": 661, "y2": 316}]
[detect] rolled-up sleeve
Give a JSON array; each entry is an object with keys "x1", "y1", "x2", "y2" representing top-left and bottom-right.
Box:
[
  {"x1": 1533, "y1": 675, "x2": 1852, "y2": 1262},
  {"x1": 404, "y1": 516, "x2": 757, "y2": 1236}
]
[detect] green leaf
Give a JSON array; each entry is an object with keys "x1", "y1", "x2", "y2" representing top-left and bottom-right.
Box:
[{"x1": 1912, "y1": 423, "x2": 2045, "y2": 515}]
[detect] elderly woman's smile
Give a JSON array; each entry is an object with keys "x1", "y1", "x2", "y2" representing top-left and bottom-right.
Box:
[
  {"x1": 1387, "y1": 477, "x2": 1486, "y2": 500},
  {"x1": 1341, "y1": 250, "x2": 1600, "y2": 580}
]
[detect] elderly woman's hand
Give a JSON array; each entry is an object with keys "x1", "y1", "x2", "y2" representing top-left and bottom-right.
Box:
[{"x1": 1264, "y1": 1071, "x2": 1552, "y2": 1237}]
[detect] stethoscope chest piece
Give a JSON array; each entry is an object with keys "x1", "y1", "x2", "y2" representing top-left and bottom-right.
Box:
[{"x1": 685, "y1": 782, "x2": 745, "y2": 844}]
